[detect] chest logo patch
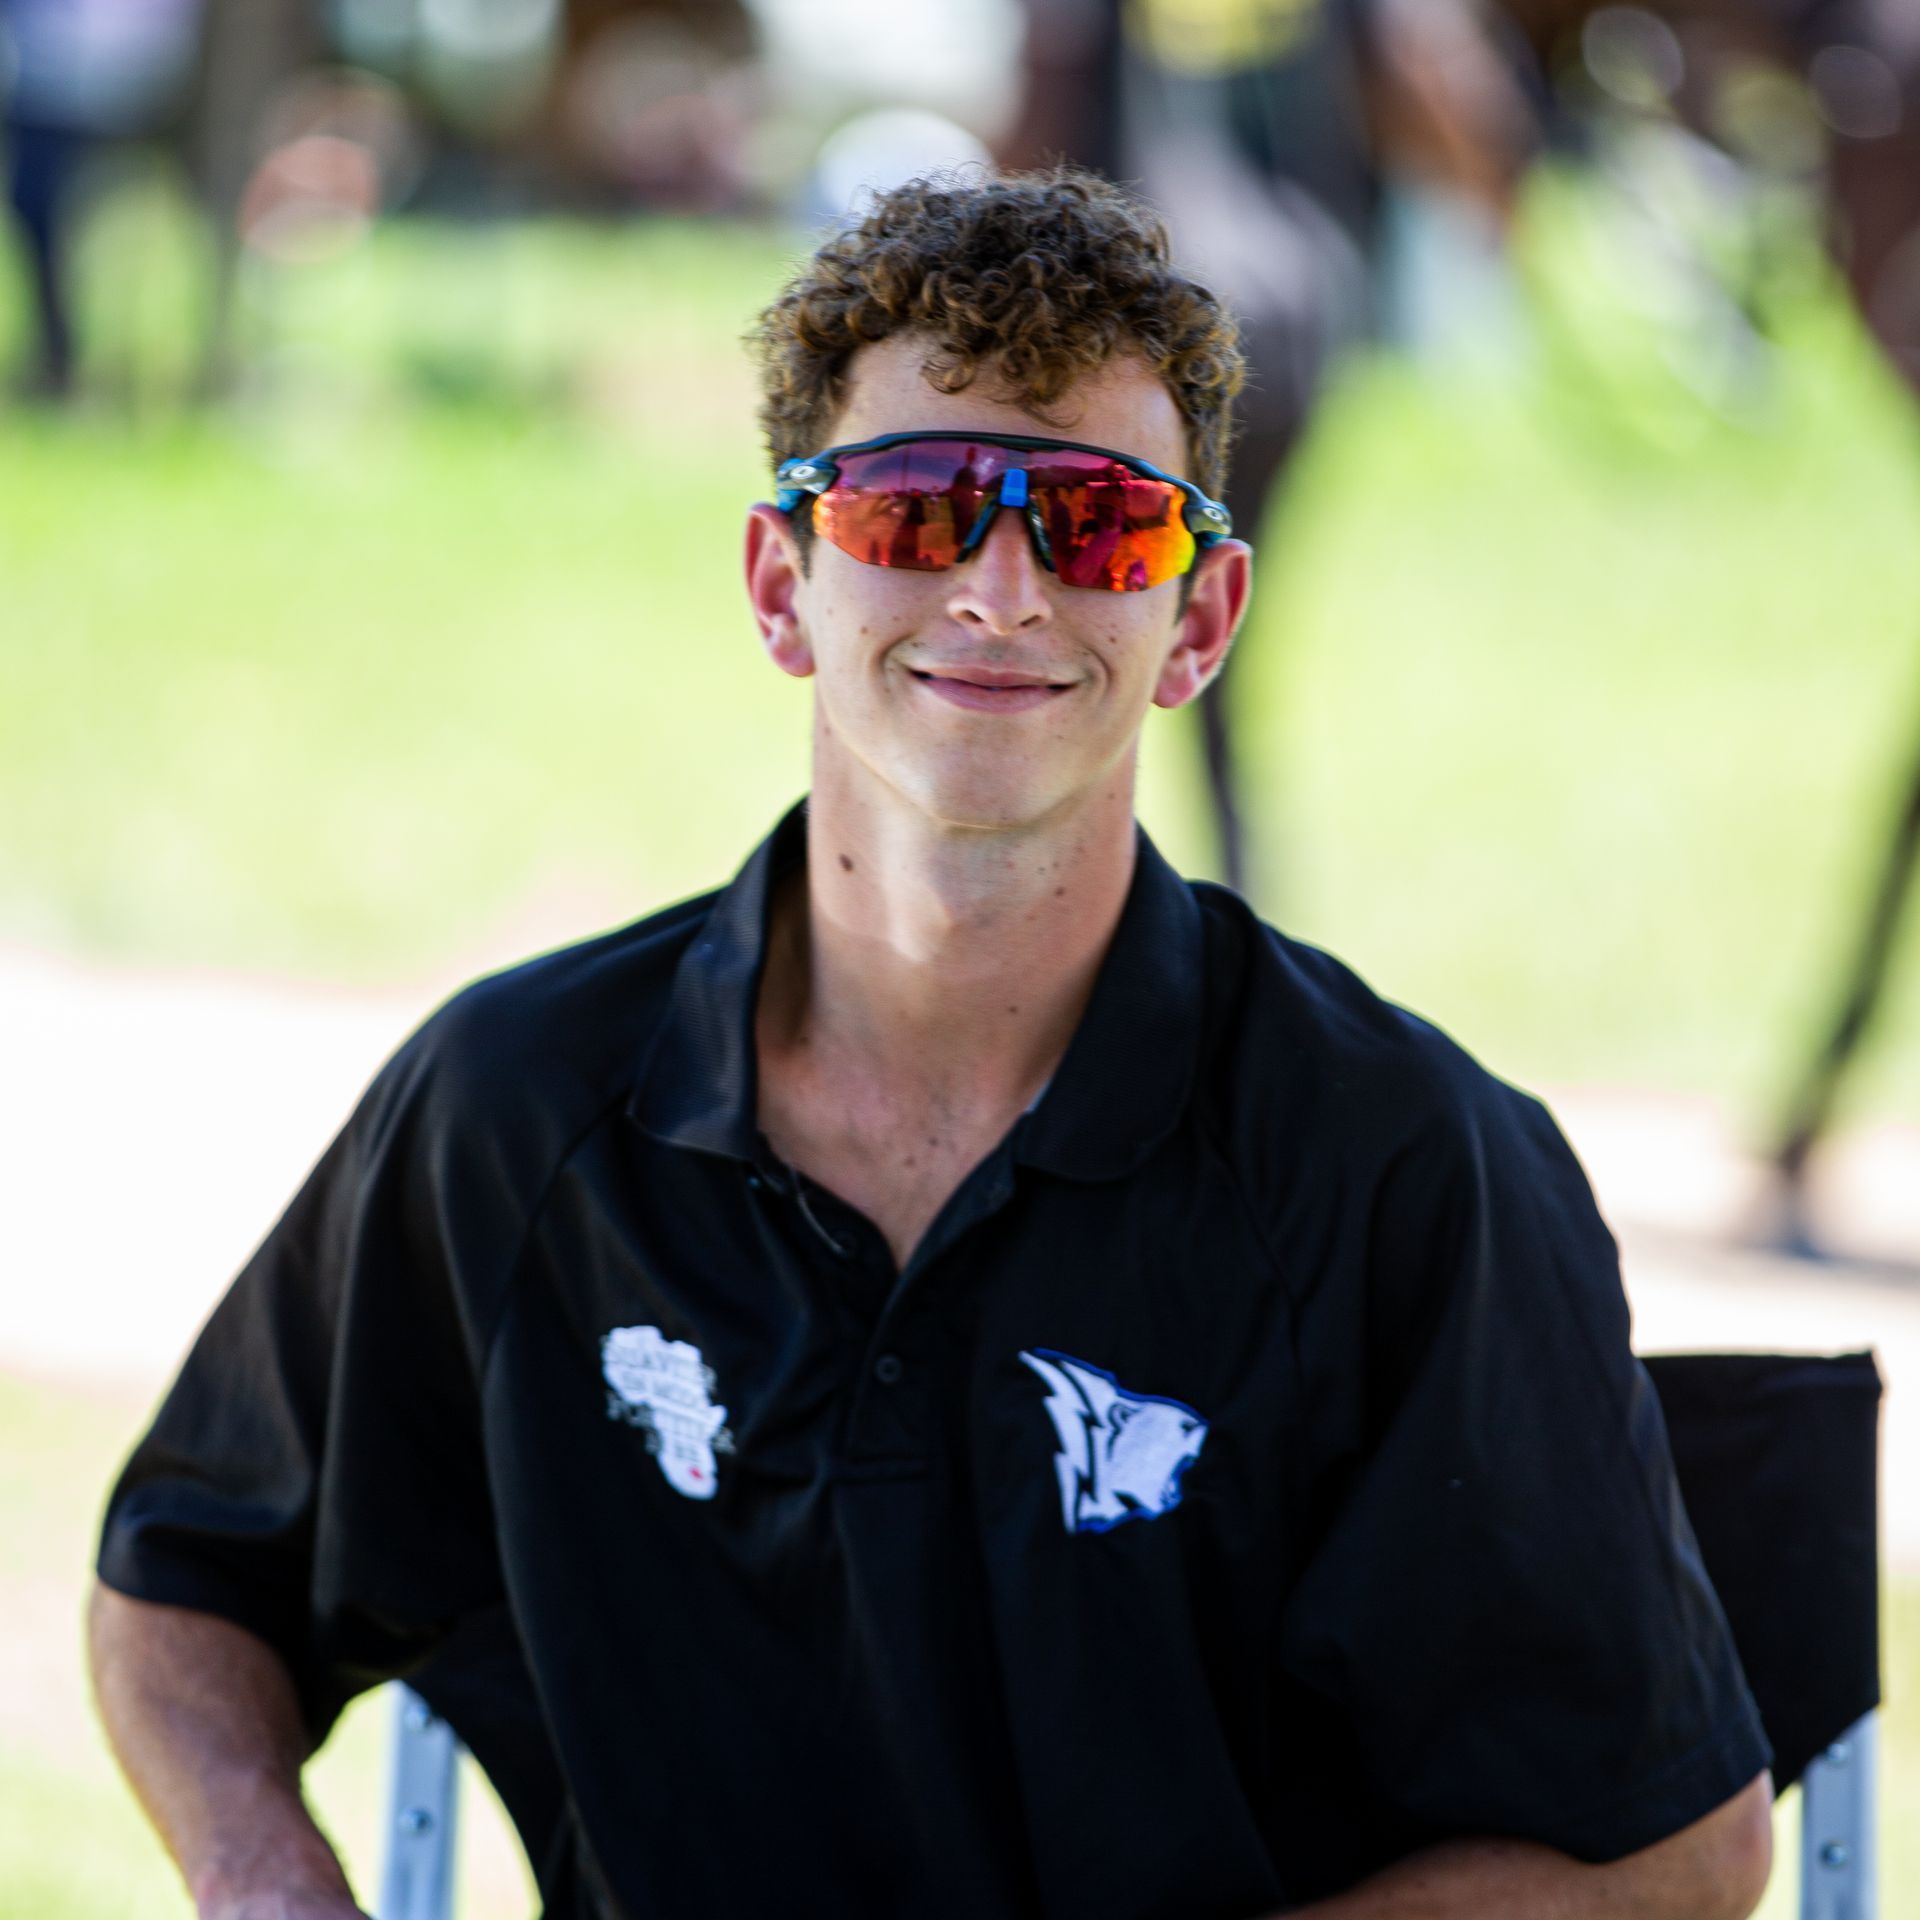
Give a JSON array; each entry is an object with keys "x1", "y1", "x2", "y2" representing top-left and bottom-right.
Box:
[
  {"x1": 1018, "y1": 1348, "x2": 1208, "y2": 1535},
  {"x1": 602, "y1": 1325, "x2": 734, "y2": 1500}
]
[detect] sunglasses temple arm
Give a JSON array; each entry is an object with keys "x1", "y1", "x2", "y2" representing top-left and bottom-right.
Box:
[
  {"x1": 773, "y1": 455, "x2": 837, "y2": 515},
  {"x1": 1183, "y1": 491, "x2": 1233, "y2": 542}
]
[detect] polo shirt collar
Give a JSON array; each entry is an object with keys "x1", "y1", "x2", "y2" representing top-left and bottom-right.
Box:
[
  {"x1": 628, "y1": 799, "x2": 1205, "y2": 1184},
  {"x1": 1010, "y1": 829, "x2": 1204, "y2": 1181},
  {"x1": 626, "y1": 799, "x2": 806, "y2": 1164}
]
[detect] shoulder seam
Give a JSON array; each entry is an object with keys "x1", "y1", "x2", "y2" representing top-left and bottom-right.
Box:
[
  {"x1": 474, "y1": 1085, "x2": 634, "y2": 1388},
  {"x1": 1190, "y1": 898, "x2": 1306, "y2": 1315},
  {"x1": 1533, "y1": 1153, "x2": 1705, "y2": 1668},
  {"x1": 1192, "y1": 1096, "x2": 1314, "y2": 1520}
]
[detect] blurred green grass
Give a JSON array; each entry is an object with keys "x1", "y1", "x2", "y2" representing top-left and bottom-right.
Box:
[
  {"x1": 3, "y1": 195, "x2": 1917, "y2": 1134},
  {"x1": 4, "y1": 1365, "x2": 1913, "y2": 1920},
  {"x1": 5, "y1": 179, "x2": 1917, "y2": 1919},
  {"x1": 0, "y1": 1370, "x2": 535, "y2": 1920}
]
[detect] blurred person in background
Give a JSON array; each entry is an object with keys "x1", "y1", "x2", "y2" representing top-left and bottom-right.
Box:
[
  {"x1": 189, "y1": 0, "x2": 319, "y2": 394},
  {"x1": 1002, "y1": 0, "x2": 1536, "y2": 893},
  {"x1": 4, "y1": 0, "x2": 764, "y2": 403},
  {"x1": 548, "y1": 0, "x2": 758, "y2": 209},
  {"x1": 87, "y1": 165, "x2": 1773, "y2": 1920},
  {"x1": 1004, "y1": 0, "x2": 1379, "y2": 894},
  {"x1": 0, "y1": 0, "x2": 200, "y2": 396}
]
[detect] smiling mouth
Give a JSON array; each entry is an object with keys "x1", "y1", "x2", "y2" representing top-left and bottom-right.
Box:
[{"x1": 908, "y1": 667, "x2": 1076, "y2": 713}]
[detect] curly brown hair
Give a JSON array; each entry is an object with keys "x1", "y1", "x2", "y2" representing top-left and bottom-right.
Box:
[{"x1": 746, "y1": 165, "x2": 1245, "y2": 544}]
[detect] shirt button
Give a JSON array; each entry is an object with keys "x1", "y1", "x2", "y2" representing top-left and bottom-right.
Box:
[{"x1": 873, "y1": 1353, "x2": 904, "y2": 1387}]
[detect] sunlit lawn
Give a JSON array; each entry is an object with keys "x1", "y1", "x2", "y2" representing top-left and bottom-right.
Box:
[
  {"x1": 0, "y1": 1371, "x2": 535, "y2": 1920},
  {"x1": 2, "y1": 199, "x2": 1917, "y2": 1133}
]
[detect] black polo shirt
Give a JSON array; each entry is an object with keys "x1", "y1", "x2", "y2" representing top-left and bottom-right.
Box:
[{"x1": 97, "y1": 800, "x2": 1769, "y2": 1919}]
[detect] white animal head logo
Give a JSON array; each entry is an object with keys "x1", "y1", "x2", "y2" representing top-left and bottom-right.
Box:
[
  {"x1": 602, "y1": 1325, "x2": 733, "y2": 1500},
  {"x1": 1018, "y1": 1349, "x2": 1207, "y2": 1535}
]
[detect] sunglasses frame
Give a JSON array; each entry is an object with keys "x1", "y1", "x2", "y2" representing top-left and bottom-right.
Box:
[{"x1": 773, "y1": 429, "x2": 1234, "y2": 587}]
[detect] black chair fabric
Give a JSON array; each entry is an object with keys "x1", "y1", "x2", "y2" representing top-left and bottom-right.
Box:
[{"x1": 1643, "y1": 1349, "x2": 1883, "y2": 1793}]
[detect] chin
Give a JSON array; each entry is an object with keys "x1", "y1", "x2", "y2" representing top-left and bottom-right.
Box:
[{"x1": 891, "y1": 764, "x2": 1075, "y2": 836}]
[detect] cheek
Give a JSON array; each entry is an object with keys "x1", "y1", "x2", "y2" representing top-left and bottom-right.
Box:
[
  {"x1": 813, "y1": 576, "x2": 941, "y2": 665},
  {"x1": 1088, "y1": 610, "x2": 1171, "y2": 690},
  {"x1": 816, "y1": 539, "x2": 936, "y2": 604}
]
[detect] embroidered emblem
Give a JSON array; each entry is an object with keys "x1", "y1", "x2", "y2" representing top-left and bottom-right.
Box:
[
  {"x1": 1018, "y1": 1348, "x2": 1207, "y2": 1535},
  {"x1": 602, "y1": 1325, "x2": 734, "y2": 1500}
]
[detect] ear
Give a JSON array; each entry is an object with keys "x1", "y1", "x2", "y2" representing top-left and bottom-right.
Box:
[
  {"x1": 745, "y1": 502, "x2": 815, "y2": 679},
  {"x1": 1152, "y1": 538, "x2": 1253, "y2": 711}
]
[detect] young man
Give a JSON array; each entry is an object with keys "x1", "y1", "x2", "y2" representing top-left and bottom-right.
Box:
[{"x1": 90, "y1": 169, "x2": 1774, "y2": 1919}]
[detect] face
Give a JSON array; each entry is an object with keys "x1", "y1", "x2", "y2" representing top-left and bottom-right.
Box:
[{"x1": 744, "y1": 333, "x2": 1252, "y2": 836}]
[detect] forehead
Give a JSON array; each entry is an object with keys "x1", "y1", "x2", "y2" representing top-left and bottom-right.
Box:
[{"x1": 826, "y1": 332, "x2": 1193, "y2": 481}]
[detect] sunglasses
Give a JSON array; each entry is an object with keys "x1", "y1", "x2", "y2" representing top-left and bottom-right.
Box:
[{"x1": 774, "y1": 430, "x2": 1234, "y2": 594}]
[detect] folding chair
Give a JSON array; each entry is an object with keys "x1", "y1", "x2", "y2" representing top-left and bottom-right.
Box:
[
  {"x1": 375, "y1": 1348, "x2": 1884, "y2": 1920},
  {"x1": 1648, "y1": 1350, "x2": 1884, "y2": 1920}
]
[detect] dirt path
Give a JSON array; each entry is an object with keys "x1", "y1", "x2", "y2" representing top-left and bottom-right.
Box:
[{"x1": 5, "y1": 943, "x2": 1916, "y2": 1566}]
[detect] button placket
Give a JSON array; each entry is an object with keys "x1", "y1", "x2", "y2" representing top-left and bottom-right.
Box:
[{"x1": 842, "y1": 1170, "x2": 1018, "y2": 1463}]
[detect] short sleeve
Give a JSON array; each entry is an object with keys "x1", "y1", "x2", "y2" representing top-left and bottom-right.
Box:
[
  {"x1": 1276, "y1": 1078, "x2": 1771, "y2": 1866},
  {"x1": 96, "y1": 1021, "x2": 508, "y2": 1744}
]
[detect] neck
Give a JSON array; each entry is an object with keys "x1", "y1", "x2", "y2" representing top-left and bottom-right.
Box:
[{"x1": 760, "y1": 761, "x2": 1140, "y2": 1111}]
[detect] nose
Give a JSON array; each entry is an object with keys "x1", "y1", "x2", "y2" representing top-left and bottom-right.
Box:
[{"x1": 944, "y1": 502, "x2": 1052, "y2": 636}]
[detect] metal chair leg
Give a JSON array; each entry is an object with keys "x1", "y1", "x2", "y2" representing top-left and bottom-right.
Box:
[
  {"x1": 378, "y1": 1684, "x2": 461, "y2": 1920},
  {"x1": 1800, "y1": 1708, "x2": 1878, "y2": 1920}
]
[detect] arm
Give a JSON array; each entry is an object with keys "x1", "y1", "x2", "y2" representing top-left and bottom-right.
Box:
[
  {"x1": 87, "y1": 1582, "x2": 367, "y2": 1920},
  {"x1": 1286, "y1": 1762, "x2": 1775, "y2": 1919},
  {"x1": 1269, "y1": 1071, "x2": 1777, "y2": 1911}
]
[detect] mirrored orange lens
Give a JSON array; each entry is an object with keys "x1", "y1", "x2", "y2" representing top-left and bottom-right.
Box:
[
  {"x1": 810, "y1": 442, "x2": 1197, "y2": 591},
  {"x1": 1028, "y1": 460, "x2": 1194, "y2": 592},
  {"x1": 813, "y1": 442, "x2": 1000, "y2": 571}
]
